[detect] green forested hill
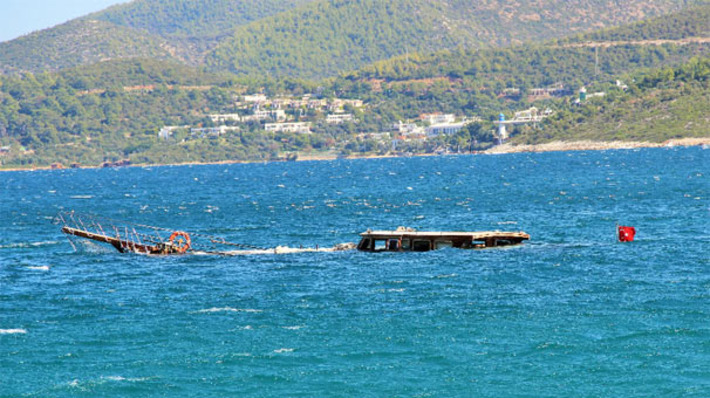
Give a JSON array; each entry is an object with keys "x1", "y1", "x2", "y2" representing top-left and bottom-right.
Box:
[
  {"x1": 206, "y1": 0, "x2": 689, "y2": 78},
  {"x1": 0, "y1": 0, "x2": 315, "y2": 74},
  {"x1": 519, "y1": 57, "x2": 710, "y2": 143},
  {"x1": 92, "y1": 0, "x2": 315, "y2": 39},
  {"x1": 0, "y1": 58, "x2": 250, "y2": 167},
  {"x1": 0, "y1": 6, "x2": 708, "y2": 169},
  {"x1": 60, "y1": 58, "x2": 232, "y2": 90},
  {"x1": 0, "y1": 0, "x2": 692, "y2": 77},
  {"x1": 563, "y1": 2, "x2": 710, "y2": 42},
  {"x1": 341, "y1": 4, "x2": 710, "y2": 85},
  {"x1": 0, "y1": 19, "x2": 176, "y2": 74}
]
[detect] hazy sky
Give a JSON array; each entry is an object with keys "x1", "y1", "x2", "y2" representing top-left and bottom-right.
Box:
[{"x1": 0, "y1": 0, "x2": 129, "y2": 43}]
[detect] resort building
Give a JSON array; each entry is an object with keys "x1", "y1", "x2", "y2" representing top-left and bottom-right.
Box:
[
  {"x1": 326, "y1": 113, "x2": 354, "y2": 124},
  {"x1": 264, "y1": 122, "x2": 312, "y2": 134},
  {"x1": 426, "y1": 122, "x2": 466, "y2": 137},
  {"x1": 209, "y1": 113, "x2": 242, "y2": 123}
]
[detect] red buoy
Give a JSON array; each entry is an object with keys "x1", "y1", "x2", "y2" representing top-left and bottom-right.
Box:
[{"x1": 618, "y1": 225, "x2": 636, "y2": 242}]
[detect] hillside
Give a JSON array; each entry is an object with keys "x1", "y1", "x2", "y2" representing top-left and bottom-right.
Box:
[
  {"x1": 92, "y1": 0, "x2": 315, "y2": 39},
  {"x1": 0, "y1": 0, "x2": 691, "y2": 77},
  {"x1": 562, "y1": 2, "x2": 710, "y2": 42},
  {"x1": 0, "y1": 19, "x2": 176, "y2": 74},
  {"x1": 0, "y1": 0, "x2": 315, "y2": 74},
  {"x1": 90, "y1": 0, "x2": 316, "y2": 62},
  {"x1": 0, "y1": 7, "x2": 708, "y2": 169},
  {"x1": 517, "y1": 57, "x2": 710, "y2": 144},
  {"x1": 339, "y1": 4, "x2": 710, "y2": 86},
  {"x1": 206, "y1": 0, "x2": 689, "y2": 78}
]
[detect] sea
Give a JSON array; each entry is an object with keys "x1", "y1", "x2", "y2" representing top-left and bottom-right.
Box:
[{"x1": 1, "y1": 147, "x2": 708, "y2": 397}]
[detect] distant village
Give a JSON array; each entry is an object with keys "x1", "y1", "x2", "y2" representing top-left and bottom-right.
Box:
[
  {"x1": 154, "y1": 86, "x2": 593, "y2": 152},
  {"x1": 1, "y1": 79, "x2": 625, "y2": 169}
]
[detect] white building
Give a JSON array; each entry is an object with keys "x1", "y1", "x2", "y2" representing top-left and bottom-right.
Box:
[
  {"x1": 241, "y1": 109, "x2": 287, "y2": 122},
  {"x1": 264, "y1": 122, "x2": 312, "y2": 134},
  {"x1": 255, "y1": 109, "x2": 287, "y2": 121},
  {"x1": 326, "y1": 113, "x2": 354, "y2": 124},
  {"x1": 392, "y1": 121, "x2": 425, "y2": 136},
  {"x1": 158, "y1": 127, "x2": 173, "y2": 140},
  {"x1": 421, "y1": 113, "x2": 456, "y2": 125},
  {"x1": 209, "y1": 113, "x2": 242, "y2": 123},
  {"x1": 426, "y1": 122, "x2": 465, "y2": 137},
  {"x1": 190, "y1": 126, "x2": 240, "y2": 137},
  {"x1": 243, "y1": 94, "x2": 267, "y2": 103},
  {"x1": 158, "y1": 125, "x2": 189, "y2": 140}
]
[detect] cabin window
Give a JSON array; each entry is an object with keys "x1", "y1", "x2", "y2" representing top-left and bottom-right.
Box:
[
  {"x1": 435, "y1": 240, "x2": 453, "y2": 249},
  {"x1": 387, "y1": 239, "x2": 399, "y2": 251},
  {"x1": 357, "y1": 238, "x2": 371, "y2": 251},
  {"x1": 412, "y1": 240, "x2": 431, "y2": 252},
  {"x1": 400, "y1": 239, "x2": 411, "y2": 250},
  {"x1": 374, "y1": 240, "x2": 387, "y2": 251}
]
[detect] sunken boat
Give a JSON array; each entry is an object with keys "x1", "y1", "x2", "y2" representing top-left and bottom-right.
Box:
[
  {"x1": 55, "y1": 211, "x2": 268, "y2": 255},
  {"x1": 357, "y1": 227, "x2": 530, "y2": 252}
]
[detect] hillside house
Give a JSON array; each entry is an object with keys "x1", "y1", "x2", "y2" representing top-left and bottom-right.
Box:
[
  {"x1": 190, "y1": 126, "x2": 239, "y2": 138},
  {"x1": 209, "y1": 113, "x2": 242, "y2": 123},
  {"x1": 426, "y1": 122, "x2": 465, "y2": 137},
  {"x1": 420, "y1": 113, "x2": 456, "y2": 125},
  {"x1": 264, "y1": 122, "x2": 312, "y2": 134},
  {"x1": 326, "y1": 113, "x2": 354, "y2": 124}
]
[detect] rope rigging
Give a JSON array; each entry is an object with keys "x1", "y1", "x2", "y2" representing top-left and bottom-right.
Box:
[{"x1": 55, "y1": 211, "x2": 270, "y2": 254}]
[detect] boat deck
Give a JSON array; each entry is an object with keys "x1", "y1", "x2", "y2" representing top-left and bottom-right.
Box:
[{"x1": 357, "y1": 229, "x2": 530, "y2": 251}]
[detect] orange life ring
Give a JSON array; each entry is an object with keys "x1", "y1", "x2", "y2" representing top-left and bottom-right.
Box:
[{"x1": 168, "y1": 231, "x2": 191, "y2": 253}]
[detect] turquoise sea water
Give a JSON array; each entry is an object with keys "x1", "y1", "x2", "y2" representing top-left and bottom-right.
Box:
[{"x1": 1, "y1": 147, "x2": 708, "y2": 397}]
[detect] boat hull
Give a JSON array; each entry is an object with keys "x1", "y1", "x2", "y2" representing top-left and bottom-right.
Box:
[{"x1": 357, "y1": 230, "x2": 530, "y2": 252}]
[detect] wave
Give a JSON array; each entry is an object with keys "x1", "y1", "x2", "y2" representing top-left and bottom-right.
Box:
[
  {"x1": 282, "y1": 325, "x2": 304, "y2": 330},
  {"x1": 26, "y1": 265, "x2": 50, "y2": 271},
  {"x1": 273, "y1": 348, "x2": 294, "y2": 353},
  {"x1": 70, "y1": 195, "x2": 93, "y2": 199},
  {"x1": 0, "y1": 241, "x2": 60, "y2": 249},
  {"x1": 102, "y1": 376, "x2": 152, "y2": 382},
  {"x1": 0, "y1": 329, "x2": 27, "y2": 334},
  {"x1": 194, "y1": 243, "x2": 356, "y2": 256},
  {"x1": 192, "y1": 307, "x2": 262, "y2": 314}
]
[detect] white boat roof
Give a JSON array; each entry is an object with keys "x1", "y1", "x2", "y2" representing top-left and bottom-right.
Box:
[{"x1": 360, "y1": 230, "x2": 530, "y2": 239}]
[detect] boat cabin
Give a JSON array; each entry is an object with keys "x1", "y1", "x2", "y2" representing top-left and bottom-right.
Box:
[{"x1": 357, "y1": 228, "x2": 530, "y2": 252}]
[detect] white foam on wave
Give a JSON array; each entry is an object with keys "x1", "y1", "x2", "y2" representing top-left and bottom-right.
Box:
[
  {"x1": 193, "y1": 307, "x2": 263, "y2": 314},
  {"x1": 0, "y1": 329, "x2": 27, "y2": 334},
  {"x1": 102, "y1": 375, "x2": 151, "y2": 382},
  {"x1": 273, "y1": 348, "x2": 294, "y2": 353},
  {"x1": 282, "y1": 325, "x2": 304, "y2": 330},
  {"x1": 0, "y1": 241, "x2": 60, "y2": 249},
  {"x1": 70, "y1": 195, "x2": 93, "y2": 199},
  {"x1": 435, "y1": 273, "x2": 458, "y2": 279},
  {"x1": 193, "y1": 243, "x2": 356, "y2": 256},
  {"x1": 26, "y1": 265, "x2": 50, "y2": 271}
]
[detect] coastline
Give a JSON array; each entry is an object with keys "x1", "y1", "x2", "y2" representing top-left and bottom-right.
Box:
[
  {"x1": 482, "y1": 137, "x2": 710, "y2": 154},
  {"x1": 1, "y1": 137, "x2": 708, "y2": 172}
]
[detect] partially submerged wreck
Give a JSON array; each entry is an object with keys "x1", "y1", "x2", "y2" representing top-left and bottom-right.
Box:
[
  {"x1": 56, "y1": 212, "x2": 529, "y2": 255},
  {"x1": 56, "y1": 211, "x2": 265, "y2": 255},
  {"x1": 357, "y1": 227, "x2": 530, "y2": 252}
]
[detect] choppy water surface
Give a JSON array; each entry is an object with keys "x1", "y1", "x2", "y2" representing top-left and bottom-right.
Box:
[{"x1": 1, "y1": 148, "x2": 708, "y2": 396}]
